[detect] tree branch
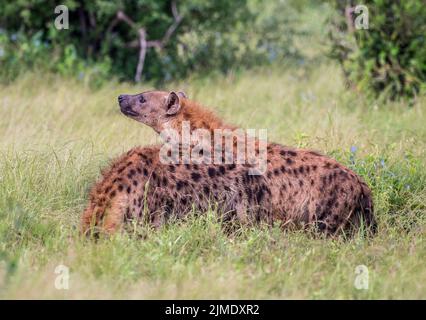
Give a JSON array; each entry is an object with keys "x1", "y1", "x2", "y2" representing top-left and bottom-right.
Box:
[
  {"x1": 135, "y1": 29, "x2": 147, "y2": 83},
  {"x1": 113, "y1": 1, "x2": 183, "y2": 82},
  {"x1": 345, "y1": 6, "x2": 355, "y2": 33}
]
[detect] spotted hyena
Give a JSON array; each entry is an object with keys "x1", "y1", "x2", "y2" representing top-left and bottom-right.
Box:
[{"x1": 81, "y1": 91, "x2": 376, "y2": 236}]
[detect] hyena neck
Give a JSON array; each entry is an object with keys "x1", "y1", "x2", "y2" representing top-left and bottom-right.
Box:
[{"x1": 167, "y1": 99, "x2": 237, "y2": 134}]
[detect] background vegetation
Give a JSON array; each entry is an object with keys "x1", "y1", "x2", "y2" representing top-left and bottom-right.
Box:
[
  {"x1": 0, "y1": 1, "x2": 425, "y2": 299},
  {"x1": 0, "y1": 0, "x2": 302, "y2": 84},
  {"x1": 328, "y1": 0, "x2": 426, "y2": 100}
]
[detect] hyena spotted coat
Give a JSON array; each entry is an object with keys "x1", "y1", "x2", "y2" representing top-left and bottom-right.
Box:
[{"x1": 81, "y1": 91, "x2": 376, "y2": 236}]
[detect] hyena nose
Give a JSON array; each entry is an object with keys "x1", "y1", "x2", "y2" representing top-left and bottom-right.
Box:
[{"x1": 118, "y1": 95, "x2": 127, "y2": 103}]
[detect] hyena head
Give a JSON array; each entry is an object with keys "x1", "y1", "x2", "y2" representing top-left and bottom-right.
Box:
[{"x1": 118, "y1": 90, "x2": 187, "y2": 133}]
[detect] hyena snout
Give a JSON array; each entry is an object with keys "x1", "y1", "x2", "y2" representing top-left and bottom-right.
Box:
[
  {"x1": 118, "y1": 94, "x2": 128, "y2": 103},
  {"x1": 118, "y1": 94, "x2": 139, "y2": 117}
]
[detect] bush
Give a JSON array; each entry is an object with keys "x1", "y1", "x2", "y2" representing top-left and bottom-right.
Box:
[
  {"x1": 327, "y1": 0, "x2": 426, "y2": 100},
  {"x1": 0, "y1": 0, "x2": 302, "y2": 84}
]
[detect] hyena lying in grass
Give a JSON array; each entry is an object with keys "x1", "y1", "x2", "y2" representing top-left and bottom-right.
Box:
[{"x1": 81, "y1": 91, "x2": 376, "y2": 236}]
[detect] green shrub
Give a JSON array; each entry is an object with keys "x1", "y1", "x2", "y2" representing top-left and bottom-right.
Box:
[
  {"x1": 0, "y1": 0, "x2": 302, "y2": 83},
  {"x1": 327, "y1": 0, "x2": 426, "y2": 100}
]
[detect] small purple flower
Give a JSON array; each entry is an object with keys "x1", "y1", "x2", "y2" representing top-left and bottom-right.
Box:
[
  {"x1": 380, "y1": 159, "x2": 385, "y2": 167},
  {"x1": 350, "y1": 146, "x2": 358, "y2": 153}
]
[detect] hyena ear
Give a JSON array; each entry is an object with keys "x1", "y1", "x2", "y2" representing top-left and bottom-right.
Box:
[
  {"x1": 166, "y1": 91, "x2": 181, "y2": 115},
  {"x1": 177, "y1": 91, "x2": 187, "y2": 99}
]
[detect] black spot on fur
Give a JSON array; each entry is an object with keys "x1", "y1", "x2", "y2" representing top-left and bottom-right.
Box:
[
  {"x1": 208, "y1": 167, "x2": 216, "y2": 178},
  {"x1": 246, "y1": 187, "x2": 253, "y2": 202},
  {"x1": 292, "y1": 168, "x2": 299, "y2": 177},
  {"x1": 203, "y1": 186, "x2": 210, "y2": 195},
  {"x1": 219, "y1": 165, "x2": 226, "y2": 175},
  {"x1": 227, "y1": 164, "x2": 236, "y2": 170},
  {"x1": 318, "y1": 221, "x2": 326, "y2": 231},
  {"x1": 286, "y1": 158, "x2": 294, "y2": 165},
  {"x1": 191, "y1": 172, "x2": 201, "y2": 182},
  {"x1": 127, "y1": 169, "x2": 136, "y2": 178},
  {"x1": 176, "y1": 181, "x2": 184, "y2": 191},
  {"x1": 256, "y1": 188, "x2": 264, "y2": 203},
  {"x1": 133, "y1": 180, "x2": 138, "y2": 187},
  {"x1": 118, "y1": 185, "x2": 124, "y2": 192}
]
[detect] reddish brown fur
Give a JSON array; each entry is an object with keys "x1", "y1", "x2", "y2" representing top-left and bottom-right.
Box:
[
  {"x1": 81, "y1": 145, "x2": 274, "y2": 235},
  {"x1": 81, "y1": 91, "x2": 376, "y2": 236}
]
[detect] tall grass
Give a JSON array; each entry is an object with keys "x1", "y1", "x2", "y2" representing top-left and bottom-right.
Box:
[{"x1": 0, "y1": 60, "x2": 425, "y2": 298}]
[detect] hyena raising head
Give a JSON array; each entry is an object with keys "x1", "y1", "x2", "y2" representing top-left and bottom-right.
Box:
[
  {"x1": 118, "y1": 91, "x2": 376, "y2": 233},
  {"x1": 118, "y1": 90, "x2": 235, "y2": 134}
]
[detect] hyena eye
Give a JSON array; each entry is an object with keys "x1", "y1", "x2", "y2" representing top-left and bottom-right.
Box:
[{"x1": 139, "y1": 96, "x2": 146, "y2": 103}]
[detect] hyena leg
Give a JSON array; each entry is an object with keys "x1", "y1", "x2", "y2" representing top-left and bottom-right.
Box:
[
  {"x1": 81, "y1": 194, "x2": 129, "y2": 236},
  {"x1": 101, "y1": 194, "x2": 129, "y2": 234}
]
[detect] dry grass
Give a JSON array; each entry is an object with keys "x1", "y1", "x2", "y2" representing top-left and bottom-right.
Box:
[{"x1": 0, "y1": 60, "x2": 425, "y2": 299}]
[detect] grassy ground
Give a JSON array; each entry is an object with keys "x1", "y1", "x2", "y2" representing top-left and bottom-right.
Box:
[
  {"x1": 0, "y1": 5, "x2": 425, "y2": 299},
  {"x1": 0, "y1": 60, "x2": 425, "y2": 299}
]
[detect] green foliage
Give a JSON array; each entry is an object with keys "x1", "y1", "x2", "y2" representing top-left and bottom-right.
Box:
[
  {"x1": 0, "y1": 0, "x2": 301, "y2": 83},
  {"x1": 327, "y1": 0, "x2": 426, "y2": 100}
]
